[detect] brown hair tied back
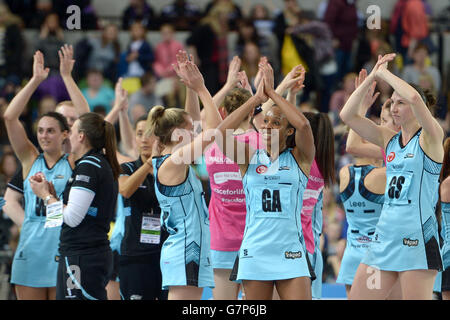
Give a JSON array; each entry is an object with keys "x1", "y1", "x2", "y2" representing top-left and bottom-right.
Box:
[{"x1": 78, "y1": 113, "x2": 121, "y2": 180}]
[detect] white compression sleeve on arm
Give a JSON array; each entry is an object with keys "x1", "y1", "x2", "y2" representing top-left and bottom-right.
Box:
[{"x1": 63, "y1": 187, "x2": 95, "y2": 228}]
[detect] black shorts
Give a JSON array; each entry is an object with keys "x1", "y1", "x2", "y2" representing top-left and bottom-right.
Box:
[
  {"x1": 109, "y1": 250, "x2": 120, "y2": 282},
  {"x1": 56, "y1": 249, "x2": 113, "y2": 300},
  {"x1": 118, "y1": 253, "x2": 168, "y2": 300},
  {"x1": 442, "y1": 268, "x2": 450, "y2": 292}
]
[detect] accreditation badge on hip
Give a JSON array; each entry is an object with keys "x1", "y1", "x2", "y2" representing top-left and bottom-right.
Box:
[{"x1": 140, "y1": 214, "x2": 161, "y2": 244}]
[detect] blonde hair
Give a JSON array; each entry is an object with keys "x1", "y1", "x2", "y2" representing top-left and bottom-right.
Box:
[
  {"x1": 146, "y1": 106, "x2": 189, "y2": 145},
  {"x1": 200, "y1": 3, "x2": 233, "y2": 35},
  {"x1": 55, "y1": 100, "x2": 74, "y2": 109}
]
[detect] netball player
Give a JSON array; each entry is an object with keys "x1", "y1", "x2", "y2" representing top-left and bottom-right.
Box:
[
  {"x1": 30, "y1": 112, "x2": 120, "y2": 300},
  {"x1": 339, "y1": 69, "x2": 402, "y2": 299},
  {"x1": 148, "y1": 59, "x2": 221, "y2": 300},
  {"x1": 440, "y1": 138, "x2": 450, "y2": 300},
  {"x1": 217, "y1": 61, "x2": 315, "y2": 300},
  {"x1": 340, "y1": 53, "x2": 443, "y2": 300},
  {"x1": 3, "y1": 46, "x2": 89, "y2": 300}
]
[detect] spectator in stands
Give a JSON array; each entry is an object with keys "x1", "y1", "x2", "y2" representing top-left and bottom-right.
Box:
[
  {"x1": 82, "y1": 69, "x2": 115, "y2": 113},
  {"x1": 390, "y1": 0, "x2": 430, "y2": 64},
  {"x1": 118, "y1": 21, "x2": 154, "y2": 79},
  {"x1": 35, "y1": 13, "x2": 70, "y2": 102},
  {"x1": 75, "y1": 23, "x2": 121, "y2": 82},
  {"x1": 159, "y1": 0, "x2": 202, "y2": 31},
  {"x1": 273, "y1": 1, "x2": 320, "y2": 104},
  {"x1": 26, "y1": 0, "x2": 53, "y2": 29},
  {"x1": 128, "y1": 72, "x2": 161, "y2": 124},
  {"x1": 249, "y1": 3, "x2": 274, "y2": 37},
  {"x1": 287, "y1": 10, "x2": 337, "y2": 112},
  {"x1": 329, "y1": 72, "x2": 357, "y2": 115},
  {"x1": 152, "y1": 23, "x2": 185, "y2": 108},
  {"x1": 323, "y1": 0, "x2": 358, "y2": 84},
  {"x1": 186, "y1": 3, "x2": 231, "y2": 95},
  {"x1": 4, "y1": 0, "x2": 37, "y2": 28},
  {"x1": 240, "y1": 42, "x2": 260, "y2": 87},
  {"x1": 0, "y1": 4, "x2": 25, "y2": 80},
  {"x1": 122, "y1": 0, "x2": 157, "y2": 31},
  {"x1": 152, "y1": 24, "x2": 184, "y2": 80},
  {"x1": 234, "y1": 18, "x2": 278, "y2": 79},
  {"x1": 204, "y1": 0, "x2": 242, "y2": 31},
  {"x1": 402, "y1": 43, "x2": 441, "y2": 95}
]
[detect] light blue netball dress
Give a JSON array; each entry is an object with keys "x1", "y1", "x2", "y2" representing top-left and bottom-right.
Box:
[
  {"x1": 152, "y1": 155, "x2": 214, "y2": 290},
  {"x1": 310, "y1": 191, "x2": 323, "y2": 299},
  {"x1": 361, "y1": 129, "x2": 443, "y2": 272},
  {"x1": 235, "y1": 148, "x2": 313, "y2": 281},
  {"x1": 11, "y1": 154, "x2": 72, "y2": 287},
  {"x1": 442, "y1": 202, "x2": 450, "y2": 271},
  {"x1": 337, "y1": 165, "x2": 384, "y2": 285}
]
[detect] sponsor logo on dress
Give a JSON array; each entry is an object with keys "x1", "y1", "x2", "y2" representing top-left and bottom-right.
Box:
[
  {"x1": 256, "y1": 165, "x2": 268, "y2": 174},
  {"x1": 241, "y1": 249, "x2": 253, "y2": 259},
  {"x1": 387, "y1": 152, "x2": 395, "y2": 162},
  {"x1": 75, "y1": 174, "x2": 90, "y2": 183},
  {"x1": 403, "y1": 238, "x2": 419, "y2": 247},
  {"x1": 55, "y1": 175, "x2": 65, "y2": 179},
  {"x1": 285, "y1": 251, "x2": 302, "y2": 259},
  {"x1": 404, "y1": 153, "x2": 414, "y2": 159},
  {"x1": 357, "y1": 236, "x2": 372, "y2": 244},
  {"x1": 130, "y1": 295, "x2": 143, "y2": 300},
  {"x1": 279, "y1": 166, "x2": 290, "y2": 171}
]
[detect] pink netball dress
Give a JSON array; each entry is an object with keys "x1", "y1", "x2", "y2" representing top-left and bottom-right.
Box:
[{"x1": 205, "y1": 130, "x2": 263, "y2": 268}]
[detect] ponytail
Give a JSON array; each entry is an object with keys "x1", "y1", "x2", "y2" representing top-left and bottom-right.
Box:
[
  {"x1": 146, "y1": 105, "x2": 188, "y2": 145},
  {"x1": 303, "y1": 112, "x2": 336, "y2": 186},
  {"x1": 78, "y1": 113, "x2": 121, "y2": 180},
  {"x1": 103, "y1": 121, "x2": 121, "y2": 180}
]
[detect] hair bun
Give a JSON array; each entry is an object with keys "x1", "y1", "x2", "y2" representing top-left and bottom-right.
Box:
[{"x1": 148, "y1": 105, "x2": 165, "y2": 123}]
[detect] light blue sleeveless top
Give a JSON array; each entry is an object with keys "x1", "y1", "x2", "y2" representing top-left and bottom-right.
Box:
[{"x1": 11, "y1": 153, "x2": 72, "y2": 287}]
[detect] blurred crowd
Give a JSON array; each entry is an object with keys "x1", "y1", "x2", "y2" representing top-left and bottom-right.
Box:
[{"x1": 0, "y1": 0, "x2": 450, "y2": 295}]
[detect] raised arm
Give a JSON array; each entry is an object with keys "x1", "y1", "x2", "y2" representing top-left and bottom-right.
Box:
[
  {"x1": 166, "y1": 60, "x2": 222, "y2": 174},
  {"x1": 215, "y1": 80, "x2": 267, "y2": 173},
  {"x1": 261, "y1": 62, "x2": 305, "y2": 112},
  {"x1": 116, "y1": 78, "x2": 138, "y2": 159},
  {"x1": 261, "y1": 63, "x2": 315, "y2": 168},
  {"x1": 3, "y1": 51, "x2": 47, "y2": 173},
  {"x1": 340, "y1": 54, "x2": 397, "y2": 149},
  {"x1": 375, "y1": 57, "x2": 444, "y2": 160},
  {"x1": 345, "y1": 69, "x2": 384, "y2": 160},
  {"x1": 173, "y1": 51, "x2": 201, "y2": 131},
  {"x1": 212, "y1": 56, "x2": 241, "y2": 109},
  {"x1": 59, "y1": 44, "x2": 90, "y2": 116}
]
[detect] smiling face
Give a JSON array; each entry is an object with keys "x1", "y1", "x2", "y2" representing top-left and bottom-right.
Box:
[
  {"x1": 389, "y1": 91, "x2": 415, "y2": 127},
  {"x1": 37, "y1": 116, "x2": 68, "y2": 154},
  {"x1": 260, "y1": 106, "x2": 294, "y2": 150}
]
